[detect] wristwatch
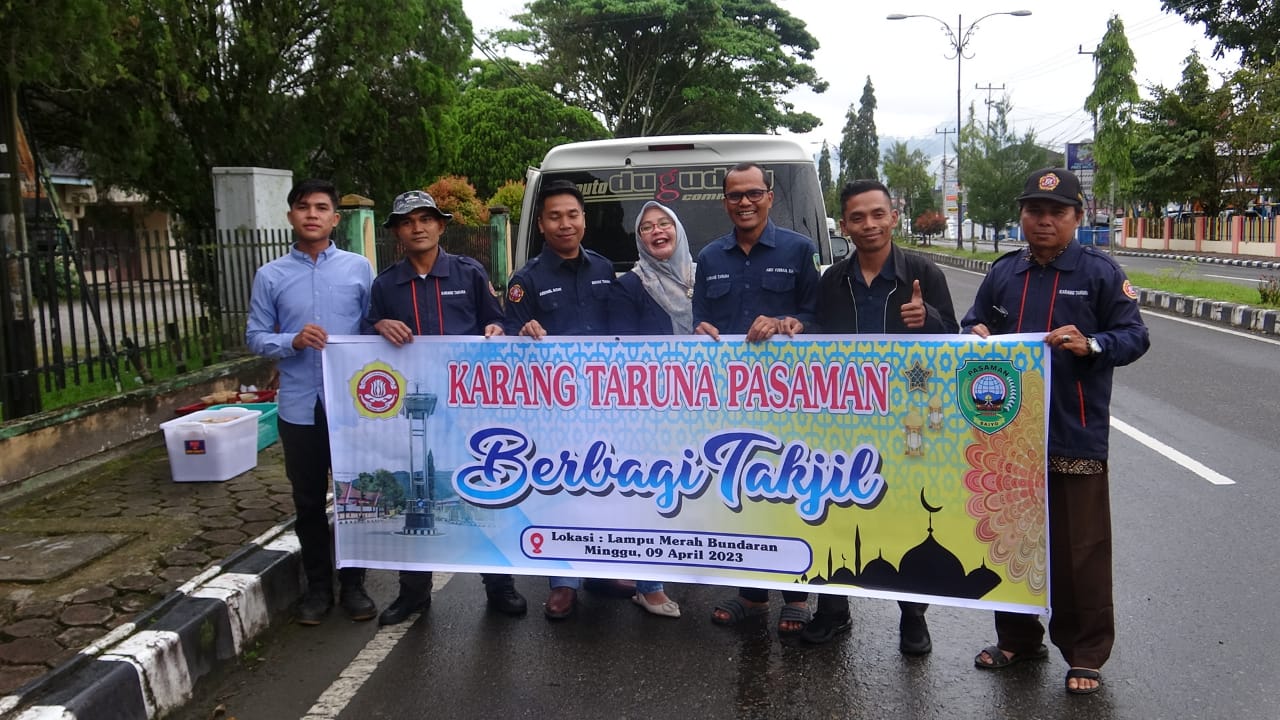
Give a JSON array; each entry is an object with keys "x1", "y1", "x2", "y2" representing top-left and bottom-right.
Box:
[{"x1": 1086, "y1": 336, "x2": 1102, "y2": 356}]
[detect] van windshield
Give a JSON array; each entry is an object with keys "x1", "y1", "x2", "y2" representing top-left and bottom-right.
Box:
[{"x1": 533, "y1": 164, "x2": 826, "y2": 273}]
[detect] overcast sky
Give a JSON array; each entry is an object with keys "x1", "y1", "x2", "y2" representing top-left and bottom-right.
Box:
[{"x1": 461, "y1": 0, "x2": 1240, "y2": 156}]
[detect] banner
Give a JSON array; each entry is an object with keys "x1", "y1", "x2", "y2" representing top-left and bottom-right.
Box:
[{"x1": 324, "y1": 334, "x2": 1050, "y2": 613}]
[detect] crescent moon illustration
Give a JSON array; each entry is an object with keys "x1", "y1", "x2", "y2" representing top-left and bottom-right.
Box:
[{"x1": 920, "y1": 488, "x2": 943, "y2": 514}]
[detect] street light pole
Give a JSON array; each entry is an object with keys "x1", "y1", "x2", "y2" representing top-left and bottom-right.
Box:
[{"x1": 887, "y1": 10, "x2": 1031, "y2": 249}]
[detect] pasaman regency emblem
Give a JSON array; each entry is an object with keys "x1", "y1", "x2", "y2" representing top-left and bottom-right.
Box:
[
  {"x1": 351, "y1": 361, "x2": 406, "y2": 418},
  {"x1": 956, "y1": 359, "x2": 1022, "y2": 434}
]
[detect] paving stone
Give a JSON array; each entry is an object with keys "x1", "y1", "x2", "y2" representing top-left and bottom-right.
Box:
[
  {"x1": 60, "y1": 604, "x2": 113, "y2": 627},
  {"x1": 163, "y1": 550, "x2": 210, "y2": 567},
  {"x1": 206, "y1": 545, "x2": 243, "y2": 560},
  {"x1": 0, "y1": 637, "x2": 63, "y2": 665},
  {"x1": 69, "y1": 585, "x2": 116, "y2": 604},
  {"x1": 47, "y1": 645, "x2": 80, "y2": 668},
  {"x1": 195, "y1": 497, "x2": 235, "y2": 509},
  {"x1": 237, "y1": 508, "x2": 279, "y2": 523},
  {"x1": 159, "y1": 566, "x2": 199, "y2": 583},
  {"x1": 240, "y1": 521, "x2": 278, "y2": 537},
  {"x1": 56, "y1": 626, "x2": 106, "y2": 648},
  {"x1": 235, "y1": 496, "x2": 276, "y2": 509},
  {"x1": 81, "y1": 505, "x2": 123, "y2": 518},
  {"x1": 0, "y1": 664, "x2": 47, "y2": 694},
  {"x1": 111, "y1": 574, "x2": 161, "y2": 593},
  {"x1": 11, "y1": 599, "x2": 56, "y2": 617},
  {"x1": 113, "y1": 594, "x2": 159, "y2": 614},
  {"x1": 200, "y1": 516, "x2": 243, "y2": 530},
  {"x1": 2, "y1": 619, "x2": 59, "y2": 639},
  {"x1": 200, "y1": 529, "x2": 248, "y2": 545}
]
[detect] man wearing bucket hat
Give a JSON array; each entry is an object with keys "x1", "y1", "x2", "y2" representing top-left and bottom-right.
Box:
[
  {"x1": 247, "y1": 178, "x2": 377, "y2": 625},
  {"x1": 962, "y1": 168, "x2": 1149, "y2": 695},
  {"x1": 364, "y1": 189, "x2": 528, "y2": 625}
]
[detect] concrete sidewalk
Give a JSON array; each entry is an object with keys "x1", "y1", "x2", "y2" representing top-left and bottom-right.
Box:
[{"x1": 0, "y1": 244, "x2": 1275, "y2": 720}]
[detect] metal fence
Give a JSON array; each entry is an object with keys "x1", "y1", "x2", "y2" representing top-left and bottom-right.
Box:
[{"x1": 1, "y1": 223, "x2": 500, "y2": 420}]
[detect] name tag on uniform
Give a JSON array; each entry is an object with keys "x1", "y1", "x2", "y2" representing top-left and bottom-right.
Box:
[{"x1": 539, "y1": 287, "x2": 563, "y2": 297}]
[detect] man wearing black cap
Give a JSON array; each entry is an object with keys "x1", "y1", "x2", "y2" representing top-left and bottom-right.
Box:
[
  {"x1": 962, "y1": 168, "x2": 1149, "y2": 695},
  {"x1": 365, "y1": 189, "x2": 528, "y2": 625}
]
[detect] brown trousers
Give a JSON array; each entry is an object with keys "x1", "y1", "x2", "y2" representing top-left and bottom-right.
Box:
[{"x1": 994, "y1": 468, "x2": 1113, "y2": 669}]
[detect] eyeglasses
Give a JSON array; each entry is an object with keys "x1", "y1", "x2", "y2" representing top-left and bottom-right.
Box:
[
  {"x1": 638, "y1": 219, "x2": 674, "y2": 235},
  {"x1": 724, "y1": 188, "x2": 769, "y2": 203}
]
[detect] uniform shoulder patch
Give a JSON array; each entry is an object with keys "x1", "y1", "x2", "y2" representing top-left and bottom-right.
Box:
[
  {"x1": 812, "y1": 252, "x2": 820, "y2": 272},
  {"x1": 507, "y1": 283, "x2": 525, "y2": 303},
  {"x1": 1122, "y1": 279, "x2": 1138, "y2": 300}
]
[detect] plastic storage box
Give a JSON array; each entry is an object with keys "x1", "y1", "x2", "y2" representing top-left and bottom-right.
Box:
[
  {"x1": 160, "y1": 407, "x2": 262, "y2": 482},
  {"x1": 208, "y1": 402, "x2": 279, "y2": 451}
]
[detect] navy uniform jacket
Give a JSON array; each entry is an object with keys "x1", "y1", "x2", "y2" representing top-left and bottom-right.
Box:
[
  {"x1": 692, "y1": 220, "x2": 819, "y2": 333},
  {"x1": 961, "y1": 241, "x2": 1149, "y2": 459},
  {"x1": 816, "y1": 243, "x2": 958, "y2": 334},
  {"x1": 503, "y1": 246, "x2": 614, "y2": 335},
  {"x1": 610, "y1": 272, "x2": 674, "y2": 335},
  {"x1": 364, "y1": 251, "x2": 503, "y2": 335}
]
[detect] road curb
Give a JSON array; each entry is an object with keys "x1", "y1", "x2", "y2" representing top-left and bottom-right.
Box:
[
  {"x1": 0, "y1": 526, "x2": 301, "y2": 720},
  {"x1": 907, "y1": 248, "x2": 1280, "y2": 337},
  {"x1": 1111, "y1": 249, "x2": 1280, "y2": 271}
]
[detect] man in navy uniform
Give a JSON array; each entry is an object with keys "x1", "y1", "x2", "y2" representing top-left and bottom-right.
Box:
[
  {"x1": 964, "y1": 168, "x2": 1149, "y2": 696},
  {"x1": 365, "y1": 189, "x2": 528, "y2": 625}
]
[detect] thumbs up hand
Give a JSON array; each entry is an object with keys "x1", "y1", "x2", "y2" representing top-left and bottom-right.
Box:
[{"x1": 900, "y1": 279, "x2": 926, "y2": 329}]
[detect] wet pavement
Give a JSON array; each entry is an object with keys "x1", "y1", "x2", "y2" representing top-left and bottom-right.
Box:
[{"x1": 0, "y1": 439, "x2": 294, "y2": 695}]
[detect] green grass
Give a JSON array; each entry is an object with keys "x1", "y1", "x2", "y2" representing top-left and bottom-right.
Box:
[{"x1": 900, "y1": 240, "x2": 1280, "y2": 309}]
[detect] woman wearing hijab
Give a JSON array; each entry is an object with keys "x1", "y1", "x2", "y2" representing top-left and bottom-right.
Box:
[
  {"x1": 604, "y1": 201, "x2": 692, "y2": 618},
  {"x1": 611, "y1": 201, "x2": 695, "y2": 335}
]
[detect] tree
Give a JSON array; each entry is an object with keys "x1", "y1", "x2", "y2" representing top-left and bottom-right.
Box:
[
  {"x1": 28, "y1": 0, "x2": 472, "y2": 226},
  {"x1": 1085, "y1": 15, "x2": 1140, "y2": 213},
  {"x1": 488, "y1": 180, "x2": 527, "y2": 230},
  {"x1": 881, "y1": 141, "x2": 933, "y2": 232},
  {"x1": 1131, "y1": 52, "x2": 1234, "y2": 230},
  {"x1": 1162, "y1": 0, "x2": 1280, "y2": 64},
  {"x1": 960, "y1": 99, "x2": 1049, "y2": 251},
  {"x1": 1224, "y1": 61, "x2": 1280, "y2": 201},
  {"x1": 819, "y1": 140, "x2": 833, "y2": 194},
  {"x1": 839, "y1": 76, "x2": 879, "y2": 184},
  {"x1": 914, "y1": 210, "x2": 946, "y2": 241},
  {"x1": 426, "y1": 176, "x2": 490, "y2": 227},
  {"x1": 447, "y1": 83, "x2": 608, "y2": 198},
  {"x1": 496, "y1": 0, "x2": 827, "y2": 136}
]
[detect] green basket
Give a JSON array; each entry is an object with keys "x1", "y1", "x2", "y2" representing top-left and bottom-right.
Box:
[{"x1": 209, "y1": 402, "x2": 279, "y2": 451}]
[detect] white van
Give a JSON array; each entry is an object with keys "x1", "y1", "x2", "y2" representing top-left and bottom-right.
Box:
[{"x1": 514, "y1": 134, "x2": 847, "y2": 273}]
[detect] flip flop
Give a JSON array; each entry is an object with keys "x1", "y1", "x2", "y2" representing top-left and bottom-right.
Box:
[
  {"x1": 777, "y1": 603, "x2": 812, "y2": 636},
  {"x1": 710, "y1": 596, "x2": 768, "y2": 626},
  {"x1": 1065, "y1": 667, "x2": 1102, "y2": 695},
  {"x1": 973, "y1": 643, "x2": 1049, "y2": 669}
]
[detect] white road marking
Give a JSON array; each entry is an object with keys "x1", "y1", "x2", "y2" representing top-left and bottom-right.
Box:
[
  {"x1": 1204, "y1": 273, "x2": 1253, "y2": 283},
  {"x1": 301, "y1": 572, "x2": 454, "y2": 719},
  {"x1": 1142, "y1": 311, "x2": 1280, "y2": 346},
  {"x1": 1111, "y1": 417, "x2": 1235, "y2": 485}
]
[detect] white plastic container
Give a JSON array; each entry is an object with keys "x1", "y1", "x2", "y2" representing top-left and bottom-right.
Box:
[{"x1": 160, "y1": 407, "x2": 262, "y2": 482}]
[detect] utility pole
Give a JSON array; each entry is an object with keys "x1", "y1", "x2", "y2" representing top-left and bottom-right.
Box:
[
  {"x1": 975, "y1": 82, "x2": 1005, "y2": 129},
  {"x1": 936, "y1": 127, "x2": 956, "y2": 243},
  {"x1": 1079, "y1": 44, "x2": 1104, "y2": 248}
]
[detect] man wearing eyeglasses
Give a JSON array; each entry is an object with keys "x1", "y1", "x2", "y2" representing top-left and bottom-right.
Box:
[
  {"x1": 695, "y1": 162, "x2": 820, "y2": 636},
  {"x1": 692, "y1": 162, "x2": 820, "y2": 343}
]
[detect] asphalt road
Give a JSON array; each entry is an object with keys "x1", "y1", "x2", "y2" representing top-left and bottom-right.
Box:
[{"x1": 175, "y1": 266, "x2": 1280, "y2": 720}]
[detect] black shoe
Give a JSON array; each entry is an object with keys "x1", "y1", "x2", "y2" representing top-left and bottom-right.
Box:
[
  {"x1": 339, "y1": 584, "x2": 377, "y2": 622},
  {"x1": 799, "y1": 612, "x2": 852, "y2": 645},
  {"x1": 378, "y1": 592, "x2": 431, "y2": 626},
  {"x1": 297, "y1": 587, "x2": 333, "y2": 626},
  {"x1": 900, "y1": 613, "x2": 933, "y2": 655},
  {"x1": 486, "y1": 585, "x2": 528, "y2": 616}
]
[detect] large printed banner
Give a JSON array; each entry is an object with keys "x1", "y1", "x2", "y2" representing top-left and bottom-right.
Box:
[{"x1": 324, "y1": 334, "x2": 1050, "y2": 613}]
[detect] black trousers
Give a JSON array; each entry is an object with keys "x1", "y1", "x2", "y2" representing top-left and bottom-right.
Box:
[
  {"x1": 816, "y1": 594, "x2": 927, "y2": 619},
  {"x1": 993, "y1": 468, "x2": 1114, "y2": 669},
  {"x1": 278, "y1": 400, "x2": 364, "y2": 590},
  {"x1": 397, "y1": 570, "x2": 516, "y2": 596}
]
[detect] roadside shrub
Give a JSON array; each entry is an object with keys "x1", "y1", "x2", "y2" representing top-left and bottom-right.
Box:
[
  {"x1": 488, "y1": 180, "x2": 525, "y2": 229},
  {"x1": 425, "y1": 176, "x2": 490, "y2": 227},
  {"x1": 1259, "y1": 275, "x2": 1280, "y2": 306}
]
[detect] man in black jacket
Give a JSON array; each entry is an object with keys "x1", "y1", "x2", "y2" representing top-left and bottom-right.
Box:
[{"x1": 803, "y1": 179, "x2": 958, "y2": 651}]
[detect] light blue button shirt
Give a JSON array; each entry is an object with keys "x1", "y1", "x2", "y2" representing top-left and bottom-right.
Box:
[{"x1": 246, "y1": 242, "x2": 372, "y2": 425}]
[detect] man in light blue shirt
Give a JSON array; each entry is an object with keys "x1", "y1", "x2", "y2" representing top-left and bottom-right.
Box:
[{"x1": 246, "y1": 178, "x2": 376, "y2": 625}]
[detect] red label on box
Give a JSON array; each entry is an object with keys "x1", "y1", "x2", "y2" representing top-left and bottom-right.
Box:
[{"x1": 184, "y1": 439, "x2": 207, "y2": 455}]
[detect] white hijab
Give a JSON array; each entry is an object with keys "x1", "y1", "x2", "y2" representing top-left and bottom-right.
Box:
[{"x1": 631, "y1": 201, "x2": 695, "y2": 334}]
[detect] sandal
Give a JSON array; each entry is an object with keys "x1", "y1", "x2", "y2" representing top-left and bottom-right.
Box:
[
  {"x1": 777, "y1": 603, "x2": 812, "y2": 636},
  {"x1": 710, "y1": 596, "x2": 768, "y2": 626},
  {"x1": 1065, "y1": 667, "x2": 1102, "y2": 695},
  {"x1": 973, "y1": 643, "x2": 1049, "y2": 669}
]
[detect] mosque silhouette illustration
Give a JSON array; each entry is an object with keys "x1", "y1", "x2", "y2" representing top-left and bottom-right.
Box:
[{"x1": 801, "y1": 496, "x2": 1001, "y2": 599}]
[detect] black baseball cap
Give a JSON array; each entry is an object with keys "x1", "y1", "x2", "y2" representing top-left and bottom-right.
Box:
[{"x1": 1017, "y1": 168, "x2": 1084, "y2": 207}]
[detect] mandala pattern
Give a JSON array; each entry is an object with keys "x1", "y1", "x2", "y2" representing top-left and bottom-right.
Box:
[{"x1": 963, "y1": 372, "x2": 1047, "y2": 594}]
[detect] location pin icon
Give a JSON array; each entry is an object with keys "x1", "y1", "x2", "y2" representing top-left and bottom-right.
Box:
[{"x1": 530, "y1": 532, "x2": 544, "y2": 554}]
